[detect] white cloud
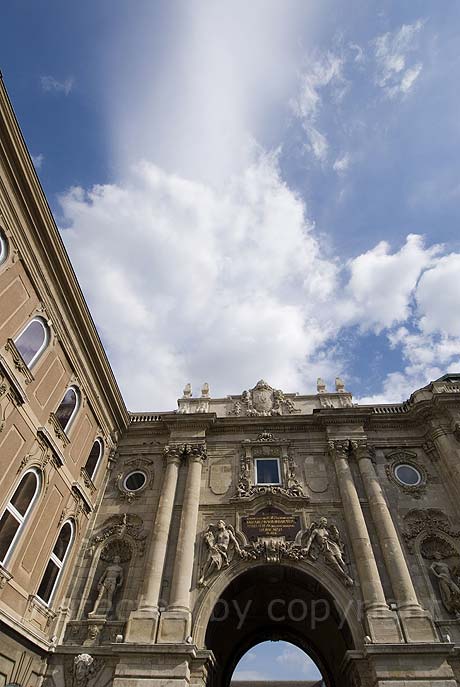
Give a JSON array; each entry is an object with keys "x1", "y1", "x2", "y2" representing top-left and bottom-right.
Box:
[
  {"x1": 232, "y1": 670, "x2": 268, "y2": 681},
  {"x1": 416, "y1": 253, "x2": 460, "y2": 336},
  {"x1": 291, "y1": 52, "x2": 345, "y2": 162},
  {"x1": 333, "y1": 153, "x2": 350, "y2": 173},
  {"x1": 32, "y1": 154, "x2": 44, "y2": 169},
  {"x1": 40, "y1": 75, "x2": 74, "y2": 95},
  {"x1": 60, "y1": 153, "x2": 342, "y2": 410},
  {"x1": 343, "y1": 234, "x2": 441, "y2": 333},
  {"x1": 349, "y1": 42, "x2": 365, "y2": 64},
  {"x1": 60, "y1": 152, "x2": 457, "y2": 411},
  {"x1": 374, "y1": 20, "x2": 424, "y2": 97}
]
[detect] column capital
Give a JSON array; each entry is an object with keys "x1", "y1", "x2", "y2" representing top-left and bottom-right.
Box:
[
  {"x1": 184, "y1": 443, "x2": 207, "y2": 463},
  {"x1": 327, "y1": 438, "x2": 350, "y2": 460},
  {"x1": 350, "y1": 438, "x2": 375, "y2": 463},
  {"x1": 164, "y1": 444, "x2": 185, "y2": 465}
]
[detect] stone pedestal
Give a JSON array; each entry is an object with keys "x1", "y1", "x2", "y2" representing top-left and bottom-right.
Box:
[
  {"x1": 344, "y1": 643, "x2": 457, "y2": 687},
  {"x1": 157, "y1": 609, "x2": 191, "y2": 643},
  {"x1": 398, "y1": 606, "x2": 440, "y2": 643},
  {"x1": 125, "y1": 609, "x2": 160, "y2": 644},
  {"x1": 112, "y1": 644, "x2": 214, "y2": 687}
]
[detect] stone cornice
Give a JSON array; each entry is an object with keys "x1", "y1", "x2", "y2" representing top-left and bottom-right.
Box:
[
  {"x1": 160, "y1": 412, "x2": 216, "y2": 432},
  {"x1": 0, "y1": 76, "x2": 128, "y2": 433}
]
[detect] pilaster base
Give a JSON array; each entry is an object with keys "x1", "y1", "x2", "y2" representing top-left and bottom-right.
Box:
[
  {"x1": 157, "y1": 609, "x2": 192, "y2": 643},
  {"x1": 125, "y1": 608, "x2": 160, "y2": 644},
  {"x1": 398, "y1": 606, "x2": 439, "y2": 642},
  {"x1": 365, "y1": 607, "x2": 403, "y2": 644},
  {"x1": 112, "y1": 645, "x2": 212, "y2": 687},
  {"x1": 343, "y1": 644, "x2": 457, "y2": 687}
]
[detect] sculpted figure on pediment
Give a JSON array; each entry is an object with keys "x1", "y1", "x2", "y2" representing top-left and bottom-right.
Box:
[
  {"x1": 198, "y1": 520, "x2": 243, "y2": 586},
  {"x1": 303, "y1": 517, "x2": 353, "y2": 586}
]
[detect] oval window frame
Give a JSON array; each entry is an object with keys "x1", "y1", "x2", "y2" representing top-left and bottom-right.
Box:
[
  {"x1": 394, "y1": 463, "x2": 422, "y2": 487},
  {"x1": 123, "y1": 470, "x2": 147, "y2": 493}
]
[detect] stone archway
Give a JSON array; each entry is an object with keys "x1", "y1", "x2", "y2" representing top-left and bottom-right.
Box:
[{"x1": 197, "y1": 563, "x2": 361, "y2": 687}]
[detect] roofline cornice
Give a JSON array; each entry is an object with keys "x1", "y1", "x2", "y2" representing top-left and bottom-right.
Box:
[{"x1": 0, "y1": 75, "x2": 129, "y2": 431}]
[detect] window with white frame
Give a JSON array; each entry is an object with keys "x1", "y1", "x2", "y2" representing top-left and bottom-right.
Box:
[
  {"x1": 0, "y1": 469, "x2": 41, "y2": 564},
  {"x1": 84, "y1": 438, "x2": 104, "y2": 481},
  {"x1": 55, "y1": 385, "x2": 80, "y2": 433},
  {"x1": 255, "y1": 458, "x2": 281, "y2": 485},
  {"x1": 37, "y1": 520, "x2": 74, "y2": 604},
  {"x1": 0, "y1": 229, "x2": 8, "y2": 266},
  {"x1": 14, "y1": 317, "x2": 50, "y2": 369}
]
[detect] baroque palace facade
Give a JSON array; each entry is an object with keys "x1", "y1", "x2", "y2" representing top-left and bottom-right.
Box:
[{"x1": 1, "y1": 76, "x2": 460, "y2": 687}]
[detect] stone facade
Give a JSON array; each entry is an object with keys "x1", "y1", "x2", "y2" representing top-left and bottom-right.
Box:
[{"x1": 1, "y1": 76, "x2": 460, "y2": 687}]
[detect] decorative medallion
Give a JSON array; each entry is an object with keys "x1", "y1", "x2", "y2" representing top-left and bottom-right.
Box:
[{"x1": 229, "y1": 380, "x2": 299, "y2": 417}]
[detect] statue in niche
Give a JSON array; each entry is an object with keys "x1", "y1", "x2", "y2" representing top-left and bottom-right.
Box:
[
  {"x1": 198, "y1": 520, "x2": 243, "y2": 586},
  {"x1": 303, "y1": 517, "x2": 353, "y2": 586},
  {"x1": 88, "y1": 555, "x2": 124, "y2": 617},
  {"x1": 430, "y1": 551, "x2": 460, "y2": 617}
]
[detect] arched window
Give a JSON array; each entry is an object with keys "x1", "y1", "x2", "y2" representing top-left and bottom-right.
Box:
[
  {"x1": 37, "y1": 520, "x2": 74, "y2": 605},
  {"x1": 0, "y1": 229, "x2": 8, "y2": 266},
  {"x1": 14, "y1": 317, "x2": 49, "y2": 369},
  {"x1": 0, "y1": 469, "x2": 41, "y2": 564},
  {"x1": 84, "y1": 438, "x2": 104, "y2": 480},
  {"x1": 55, "y1": 386, "x2": 80, "y2": 433}
]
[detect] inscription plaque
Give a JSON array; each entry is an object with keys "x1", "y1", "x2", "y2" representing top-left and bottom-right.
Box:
[{"x1": 241, "y1": 507, "x2": 301, "y2": 541}]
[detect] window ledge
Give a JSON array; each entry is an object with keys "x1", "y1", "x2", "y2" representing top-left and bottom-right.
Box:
[
  {"x1": 0, "y1": 562, "x2": 13, "y2": 589},
  {"x1": 5, "y1": 339, "x2": 34, "y2": 385},
  {"x1": 26, "y1": 594, "x2": 57, "y2": 623},
  {"x1": 80, "y1": 467, "x2": 96, "y2": 494},
  {"x1": 37, "y1": 427, "x2": 65, "y2": 466},
  {"x1": 72, "y1": 482, "x2": 93, "y2": 513},
  {"x1": 0, "y1": 353, "x2": 27, "y2": 405},
  {"x1": 48, "y1": 413, "x2": 70, "y2": 447}
]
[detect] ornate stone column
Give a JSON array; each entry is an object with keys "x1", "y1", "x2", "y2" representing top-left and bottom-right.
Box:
[
  {"x1": 125, "y1": 444, "x2": 183, "y2": 643},
  {"x1": 329, "y1": 439, "x2": 402, "y2": 643},
  {"x1": 158, "y1": 443, "x2": 206, "y2": 643},
  {"x1": 351, "y1": 439, "x2": 438, "y2": 643}
]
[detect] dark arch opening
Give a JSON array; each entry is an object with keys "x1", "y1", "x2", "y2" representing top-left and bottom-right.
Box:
[{"x1": 204, "y1": 565, "x2": 355, "y2": 687}]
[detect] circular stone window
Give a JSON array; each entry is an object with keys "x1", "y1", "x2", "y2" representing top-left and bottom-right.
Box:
[
  {"x1": 394, "y1": 463, "x2": 421, "y2": 487},
  {"x1": 123, "y1": 471, "x2": 147, "y2": 492}
]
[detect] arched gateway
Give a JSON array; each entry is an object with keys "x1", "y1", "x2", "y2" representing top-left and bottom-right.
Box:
[
  {"x1": 196, "y1": 562, "x2": 360, "y2": 687},
  {"x1": 48, "y1": 378, "x2": 460, "y2": 687}
]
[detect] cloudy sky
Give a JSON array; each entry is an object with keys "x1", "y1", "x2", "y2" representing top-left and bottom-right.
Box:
[
  {"x1": 232, "y1": 640, "x2": 322, "y2": 681},
  {"x1": 2, "y1": 1, "x2": 460, "y2": 412}
]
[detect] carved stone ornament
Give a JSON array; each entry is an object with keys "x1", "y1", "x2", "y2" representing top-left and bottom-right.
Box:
[
  {"x1": 80, "y1": 467, "x2": 96, "y2": 494},
  {"x1": 385, "y1": 451, "x2": 428, "y2": 498},
  {"x1": 4, "y1": 338, "x2": 34, "y2": 384},
  {"x1": 403, "y1": 509, "x2": 460, "y2": 553},
  {"x1": 0, "y1": 562, "x2": 13, "y2": 589},
  {"x1": 88, "y1": 513, "x2": 146, "y2": 557},
  {"x1": 235, "y1": 441, "x2": 308, "y2": 500},
  {"x1": 197, "y1": 516, "x2": 352, "y2": 587},
  {"x1": 115, "y1": 457, "x2": 153, "y2": 502},
  {"x1": 198, "y1": 520, "x2": 243, "y2": 587},
  {"x1": 430, "y1": 554, "x2": 460, "y2": 617},
  {"x1": 69, "y1": 653, "x2": 103, "y2": 687},
  {"x1": 229, "y1": 379, "x2": 299, "y2": 417}
]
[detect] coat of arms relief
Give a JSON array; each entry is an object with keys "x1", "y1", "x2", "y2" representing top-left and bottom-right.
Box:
[{"x1": 230, "y1": 379, "x2": 299, "y2": 417}]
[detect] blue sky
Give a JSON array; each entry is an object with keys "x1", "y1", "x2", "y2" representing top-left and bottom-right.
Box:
[
  {"x1": 2, "y1": 1, "x2": 460, "y2": 411},
  {"x1": 232, "y1": 640, "x2": 322, "y2": 682}
]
